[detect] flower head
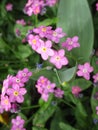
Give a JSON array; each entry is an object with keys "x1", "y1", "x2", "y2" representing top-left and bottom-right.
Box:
[
  {"x1": 96, "y1": 2, "x2": 98, "y2": 11},
  {"x1": 11, "y1": 116, "x2": 26, "y2": 130},
  {"x1": 72, "y1": 86, "x2": 82, "y2": 96},
  {"x1": 49, "y1": 49, "x2": 68, "y2": 69},
  {"x1": 33, "y1": 26, "x2": 52, "y2": 38},
  {"x1": 54, "y1": 88, "x2": 64, "y2": 98},
  {"x1": 27, "y1": 34, "x2": 41, "y2": 51},
  {"x1": 1, "y1": 96, "x2": 11, "y2": 111},
  {"x1": 5, "y1": 3, "x2": 13, "y2": 11},
  {"x1": 50, "y1": 27, "x2": 66, "y2": 43},
  {"x1": 77, "y1": 62, "x2": 93, "y2": 80},
  {"x1": 37, "y1": 40, "x2": 54, "y2": 60},
  {"x1": 62, "y1": 36, "x2": 80, "y2": 51},
  {"x1": 7, "y1": 85, "x2": 27, "y2": 103}
]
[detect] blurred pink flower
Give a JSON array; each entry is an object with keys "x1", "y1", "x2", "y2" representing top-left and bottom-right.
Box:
[
  {"x1": 72, "y1": 86, "x2": 82, "y2": 96},
  {"x1": 96, "y1": 2, "x2": 98, "y2": 11},
  {"x1": 5, "y1": 3, "x2": 13, "y2": 11},
  {"x1": 11, "y1": 116, "x2": 25, "y2": 130},
  {"x1": 93, "y1": 73, "x2": 98, "y2": 83},
  {"x1": 49, "y1": 49, "x2": 68, "y2": 69},
  {"x1": 1, "y1": 95, "x2": 11, "y2": 111},
  {"x1": 16, "y1": 19, "x2": 26, "y2": 26},
  {"x1": 77, "y1": 62, "x2": 93, "y2": 80},
  {"x1": 62, "y1": 36, "x2": 80, "y2": 51},
  {"x1": 46, "y1": 0, "x2": 57, "y2": 7},
  {"x1": 54, "y1": 88, "x2": 64, "y2": 98}
]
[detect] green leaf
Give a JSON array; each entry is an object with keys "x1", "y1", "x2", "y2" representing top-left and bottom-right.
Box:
[
  {"x1": 91, "y1": 85, "x2": 98, "y2": 119},
  {"x1": 50, "y1": 108, "x2": 65, "y2": 130},
  {"x1": 59, "y1": 122, "x2": 78, "y2": 130},
  {"x1": 37, "y1": 18, "x2": 57, "y2": 27},
  {"x1": 33, "y1": 95, "x2": 57, "y2": 127},
  {"x1": 91, "y1": 56, "x2": 98, "y2": 74},
  {"x1": 69, "y1": 78, "x2": 92, "y2": 91},
  {"x1": 57, "y1": 0, "x2": 94, "y2": 62},
  {"x1": 14, "y1": 24, "x2": 33, "y2": 37},
  {"x1": 15, "y1": 44, "x2": 32, "y2": 59},
  {"x1": 32, "y1": 127, "x2": 48, "y2": 130},
  {"x1": 58, "y1": 66, "x2": 77, "y2": 83}
]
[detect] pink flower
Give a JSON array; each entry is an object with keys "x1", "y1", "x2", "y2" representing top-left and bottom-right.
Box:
[
  {"x1": 77, "y1": 62, "x2": 93, "y2": 80},
  {"x1": 24, "y1": 0, "x2": 45, "y2": 16},
  {"x1": 49, "y1": 49, "x2": 68, "y2": 69},
  {"x1": 33, "y1": 26, "x2": 52, "y2": 38},
  {"x1": 93, "y1": 73, "x2": 98, "y2": 83},
  {"x1": 7, "y1": 85, "x2": 27, "y2": 103},
  {"x1": 54, "y1": 88, "x2": 64, "y2": 98},
  {"x1": 50, "y1": 27, "x2": 66, "y2": 43},
  {"x1": 16, "y1": 19, "x2": 26, "y2": 26},
  {"x1": 27, "y1": 34, "x2": 41, "y2": 50},
  {"x1": 1, "y1": 95, "x2": 11, "y2": 111},
  {"x1": 11, "y1": 116, "x2": 26, "y2": 130},
  {"x1": 44, "y1": 81, "x2": 56, "y2": 93},
  {"x1": 37, "y1": 76, "x2": 49, "y2": 87},
  {"x1": 2, "y1": 75, "x2": 13, "y2": 96},
  {"x1": 36, "y1": 76, "x2": 56, "y2": 101},
  {"x1": 46, "y1": 0, "x2": 58, "y2": 7},
  {"x1": 62, "y1": 36, "x2": 80, "y2": 51},
  {"x1": 5, "y1": 3, "x2": 13, "y2": 11},
  {"x1": 72, "y1": 86, "x2": 82, "y2": 96},
  {"x1": 37, "y1": 40, "x2": 54, "y2": 60},
  {"x1": 41, "y1": 93, "x2": 49, "y2": 102},
  {"x1": 17, "y1": 68, "x2": 32, "y2": 83},
  {"x1": 96, "y1": 2, "x2": 98, "y2": 11}
]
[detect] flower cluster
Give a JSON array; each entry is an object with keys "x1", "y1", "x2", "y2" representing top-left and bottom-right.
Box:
[
  {"x1": 11, "y1": 116, "x2": 26, "y2": 130},
  {"x1": 0, "y1": 68, "x2": 32, "y2": 113},
  {"x1": 24, "y1": 0, "x2": 58, "y2": 16},
  {"x1": 35, "y1": 76, "x2": 64, "y2": 101},
  {"x1": 27, "y1": 26, "x2": 69, "y2": 69}
]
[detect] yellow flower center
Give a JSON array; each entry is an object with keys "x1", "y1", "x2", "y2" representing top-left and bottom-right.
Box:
[
  {"x1": 69, "y1": 41, "x2": 73, "y2": 45},
  {"x1": 14, "y1": 91, "x2": 19, "y2": 96},
  {"x1": 55, "y1": 56, "x2": 60, "y2": 61},
  {"x1": 42, "y1": 27, "x2": 46, "y2": 32},
  {"x1": 47, "y1": 85, "x2": 51, "y2": 89},
  {"x1": 83, "y1": 68, "x2": 87, "y2": 73},
  {"x1": 41, "y1": 80, "x2": 45, "y2": 83},
  {"x1": 53, "y1": 32, "x2": 57, "y2": 36},
  {"x1": 32, "y1": 39, "x2": 36, "y2": 44},
  {"x1": 42, "y1": 47, "x2": 47, "y2": 52},
  {"x1": 4, "y1": 99, "x2": 8, "y2": 105}
]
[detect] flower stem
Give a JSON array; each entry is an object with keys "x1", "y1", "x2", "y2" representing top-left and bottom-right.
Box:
[
  {"x1": 20, "y1": 105, "x2": 40, "y2": 110},
  {"x1": 53, "y1": 68, "x2": 62, "y2": 85}
]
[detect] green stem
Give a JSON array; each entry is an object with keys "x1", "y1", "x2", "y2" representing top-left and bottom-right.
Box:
[
  {"x1": 20, "y1": 105, "x2": 40, "y2": 110},
  {"x1": 60, "y1": 99, "x2": 75, "y2": 109},
  {"x1": 53, "y1": 68, "x2": 62, "y2": 85}
]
